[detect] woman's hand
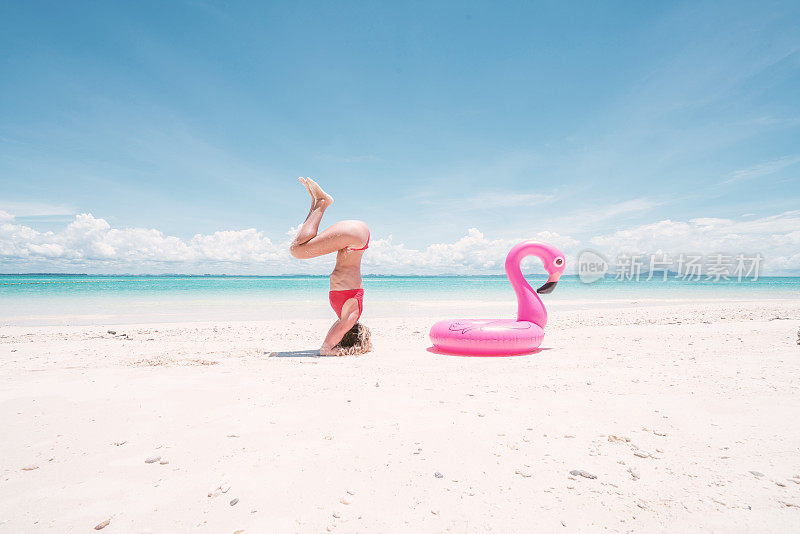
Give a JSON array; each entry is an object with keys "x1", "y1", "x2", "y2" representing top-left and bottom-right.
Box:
[{"x1": 319, "y1": 345, "x2": 345, "y2": 356}]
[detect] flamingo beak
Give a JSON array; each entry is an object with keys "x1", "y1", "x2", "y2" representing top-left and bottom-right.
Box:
[{"x1": 536, "y1": 271, "x2": 561, "y2": 295}]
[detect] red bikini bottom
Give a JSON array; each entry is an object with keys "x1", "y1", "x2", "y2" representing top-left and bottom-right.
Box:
[{"x1": 328, "y1": 289, "x2": 364, "y2": 320}]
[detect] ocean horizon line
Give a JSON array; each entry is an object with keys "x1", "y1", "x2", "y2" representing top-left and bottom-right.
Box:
[{"x1": 2, "y1": 273, "x2": 800, "y2": 280}]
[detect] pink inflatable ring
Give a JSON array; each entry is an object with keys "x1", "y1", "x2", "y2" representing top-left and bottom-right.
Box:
[{"x1": 429, "y1": 240, "x2": 565, "y2": 356}]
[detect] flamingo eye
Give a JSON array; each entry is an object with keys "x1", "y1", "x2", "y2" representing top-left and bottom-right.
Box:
[{"x1": 554, "y1": 257, "x2": 564, "y2": 267}]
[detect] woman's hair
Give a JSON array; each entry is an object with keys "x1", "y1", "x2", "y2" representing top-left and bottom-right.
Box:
[{"x1": 335, "y1": 323, "x2": 373, "y2": 355}]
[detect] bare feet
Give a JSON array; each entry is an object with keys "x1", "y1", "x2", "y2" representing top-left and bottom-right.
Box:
[
  {"x1": 305, "y1": 177, "x2": 334, "y2": 209},
  {"x1": 298, "y1": 177, "x2": 315, "y2": 203}
]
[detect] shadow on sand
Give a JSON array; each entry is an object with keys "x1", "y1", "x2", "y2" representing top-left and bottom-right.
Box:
[
  {"x1": 426, "y1": 346, "x2": 550, "y2": 358},
  {"x1": 268, "y1": 349, "x2": 330, "y2": 358}
]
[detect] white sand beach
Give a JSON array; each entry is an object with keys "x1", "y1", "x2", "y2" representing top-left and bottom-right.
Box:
[{"x1": 2, "y1": 298, "x2": 799, "y2": 532}]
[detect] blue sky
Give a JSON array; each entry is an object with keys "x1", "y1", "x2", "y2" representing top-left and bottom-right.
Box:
[{"x1": 1, "y1": 1, "x2": 799, "y2": 274}]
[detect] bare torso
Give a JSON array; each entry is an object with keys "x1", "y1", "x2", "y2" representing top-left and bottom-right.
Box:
[{"x1": 328, "y1": 220, "x2": 369, "y2": 290}]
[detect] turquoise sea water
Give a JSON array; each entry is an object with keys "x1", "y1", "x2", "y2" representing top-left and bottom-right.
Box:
[
  {"x1": 2, "y1": 273, "x2": 799, "y2": 298},
  {"x1": 2, "y1": 274, "x2": 798, "y2": 325}
]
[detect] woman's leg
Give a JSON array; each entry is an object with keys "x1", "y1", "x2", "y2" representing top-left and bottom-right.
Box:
[
  {"x1": 290, "y1": 178, "x2": 351, "y2": 259},
  {"x1": 292, "y1": 178, "x2": 329, "y2": 245}
]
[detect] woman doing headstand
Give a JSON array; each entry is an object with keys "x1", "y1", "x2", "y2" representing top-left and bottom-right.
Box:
[{"x1": 290, "y1": 177, "x2": 372, "y2": 356}]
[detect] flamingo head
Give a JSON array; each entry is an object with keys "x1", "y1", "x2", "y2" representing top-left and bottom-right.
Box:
[{"x1": 535, "y1": 244, "x2": 566, "y2": 295}]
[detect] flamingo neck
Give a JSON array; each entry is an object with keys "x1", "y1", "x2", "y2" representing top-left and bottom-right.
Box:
[{"x1": 504, "y1": 243, "x2": 548, "y2": 328}]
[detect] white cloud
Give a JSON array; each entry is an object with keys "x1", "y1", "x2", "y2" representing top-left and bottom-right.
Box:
[
  {"x1": 0, "y1": 201, "x2": 76, "y2": 217},
  {"x1": 724, "y1": 156, "x2": 800, "y2": 184},
  {"x1": 1, "y1": 210, "x2": 799, "y2": 274},
  {"x1": 590, "y1": 211, "x2": 800, "y2": 272},
  {"x1": 0, "y1": 213, "x2": 287, "y2": 267},
  {"x1": 365, "y1": 228, "x2": 578, "y2": 274},
  {"x1": 0, "y1": 213, "x2": 579, "y2": 274},
  {"x1": 189, "y1": 229, "x2": 283, "y2": 262}
]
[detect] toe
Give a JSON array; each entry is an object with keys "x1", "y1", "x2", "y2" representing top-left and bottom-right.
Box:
[{"x1": 299, "y1": 177, "x2": 314, "y2": 197}]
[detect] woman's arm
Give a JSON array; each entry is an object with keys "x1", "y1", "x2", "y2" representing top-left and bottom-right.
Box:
[{"x1": 319, "y1": 298, "x2": 360, "y2": 355}]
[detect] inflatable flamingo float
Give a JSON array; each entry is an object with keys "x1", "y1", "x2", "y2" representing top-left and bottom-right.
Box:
[{"x1": 429, "y1": 240, "x2": 566, "y2": 356}]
